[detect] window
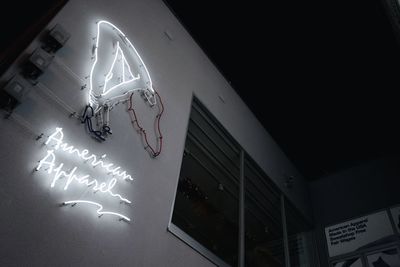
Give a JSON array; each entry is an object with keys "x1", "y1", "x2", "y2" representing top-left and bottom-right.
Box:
[
  {"x1": 169, "y1": 97, "x2": 315, "y2": 266},
  {"x1": 285, "y1": 198, "x2": 315, "y2": 267},
  {"x1": 244, "y1": 155, "x2": 284, "y2": 266},
  {"x1": 170, "y1": 97, "x2": 240, "y2": 266}
]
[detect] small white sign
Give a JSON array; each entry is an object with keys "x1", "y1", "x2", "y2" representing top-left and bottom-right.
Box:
[{"x1": 325, "y1": 211, "x2": 394, "y2": 257}]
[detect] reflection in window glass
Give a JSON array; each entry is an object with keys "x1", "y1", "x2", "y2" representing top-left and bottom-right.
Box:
[
  {"x1": 367, "y1": 248, "x2": 400, "y2": 267},
  {"x1": 244, "y1": 156, "x2": 284, "y2": 267},
  {"x1": 171, "y1": 98, "x2": 240, "y2": 265},
  {"x1": 333, "y1": 257, "x2": 363, "y2": 267},
  {"x1": 285, "y1": 198, "x2": 315, "y2": 267}
]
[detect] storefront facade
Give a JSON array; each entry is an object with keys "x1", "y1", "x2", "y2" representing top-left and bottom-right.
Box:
[{"x1": 0, "y1": 0, "x2": 313, "y2": 266}]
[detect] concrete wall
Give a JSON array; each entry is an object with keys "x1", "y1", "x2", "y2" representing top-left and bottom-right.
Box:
[
  {"x1": 310, "y1": 156, "x2": 400, "y2": 266},
  {"x1": 0, "y1": 0, "x2": 311, "y2": 266}
]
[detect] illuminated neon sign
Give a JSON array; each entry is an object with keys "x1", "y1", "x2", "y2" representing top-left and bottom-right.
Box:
[
  {"x1": 63, "y1": 200, "x2": 130, "y2": 221},
  {"x1": 88, "y1": 20, "x2": 155, "y2": 109},
  {"x1": 36, "y1": 127, "x2": 131, "y2": 221},
  {"x1": 83, "y1": 20, "x2": 158, "y2": 141},
  {"x1": 102, "y1": 41, "x2": 141, "y2": 96},
  {"x1": 43, "y1": 127, "x2": 132, "y2": 181}
]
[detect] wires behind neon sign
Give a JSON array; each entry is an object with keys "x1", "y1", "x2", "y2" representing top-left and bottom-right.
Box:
[{"x1": 84, "y1": 19, "x2": 160, "y2": 143}]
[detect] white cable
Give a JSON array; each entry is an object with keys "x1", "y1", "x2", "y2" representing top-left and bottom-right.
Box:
[
  {"x1": 0, "y1": 109, "x2": 42, "y2": 138},
  {"x1": 52, "y1": 57, "x2": 86, "y2": 85},
  {"x1": 35, "y1": 82, "x2": 80, "y2": 118}
]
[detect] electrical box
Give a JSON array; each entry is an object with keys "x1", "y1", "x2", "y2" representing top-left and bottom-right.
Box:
[
  {"x1": 23, "y1": 48, "x2": 54, "y2": 80},
  {"x1": 43, "y1": 24, "x2": 71, "y2": 53},
  {"x1": 2, "y1": 75, "x2": 32, "y2": 103}
]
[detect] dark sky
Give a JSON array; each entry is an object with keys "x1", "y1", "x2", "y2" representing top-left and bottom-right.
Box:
[
  {"x1": 0, "y1": 1, "x2": 57, "y2": 51},
  {"x1": 164, "y1": 0, "x2": 400, "y2": 179},
  {"x1": 1, "y1": 0, "x2": 400, "y2": 180}
]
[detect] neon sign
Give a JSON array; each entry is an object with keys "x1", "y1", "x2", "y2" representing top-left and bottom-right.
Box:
[
  {"x1": 43, "y1": 127, "x2": 132, "y2": 181},
  {"x1": 84, "y1": 20, "x2": 158, "y2": 141},
  {"x1": 88, "y1": 20, "x2": 155, "y2": 109},
  {"x1": 36, "y1": 127, "x2": 132, "y2": 221}
]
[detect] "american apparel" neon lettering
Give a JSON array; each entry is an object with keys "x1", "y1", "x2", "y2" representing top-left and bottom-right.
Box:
[{"x1": 36, "y1": 127, "x2": 132, "y2": 221}]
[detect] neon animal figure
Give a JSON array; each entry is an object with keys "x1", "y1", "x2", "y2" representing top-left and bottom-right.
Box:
[{"x1": 83, "y1": 20, "x2": 158, "y2": 142}]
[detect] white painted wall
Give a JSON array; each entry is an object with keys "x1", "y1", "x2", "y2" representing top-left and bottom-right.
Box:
[{"x1": 0, "y1": 0, "x2": 312, "y2": 266}]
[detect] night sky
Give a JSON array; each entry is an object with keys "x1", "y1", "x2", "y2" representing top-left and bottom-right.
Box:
[
  {"x1": 2, "y1": 0, "x2": 400, "y2": 180},
  {"x1": 164, "y1": 0, "x2": 400, "y2": 179}
]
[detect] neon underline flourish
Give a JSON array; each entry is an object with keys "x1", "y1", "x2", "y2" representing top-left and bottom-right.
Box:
[{"x1": 64, "y1": 200, "x2": 130, "y2": 221}]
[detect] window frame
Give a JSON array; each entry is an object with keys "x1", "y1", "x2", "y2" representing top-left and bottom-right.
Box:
[
  {"x1": 167, "y1": 95, "x2": 237, "y2": 267},
  {"x1": 167, "y1": 94, "x2": 313, "y2": 267}
]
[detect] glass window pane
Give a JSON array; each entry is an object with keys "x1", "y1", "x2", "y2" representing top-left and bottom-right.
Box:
[
  {"x1": 245, "y1": 156, "x2": 284, "y2": 267},
  {"x1": 285, "y1": 198, "x2": 316, "y2": 267},
  {"x1": 171, "y1": 98, "x2": 240, "y2": 266}
]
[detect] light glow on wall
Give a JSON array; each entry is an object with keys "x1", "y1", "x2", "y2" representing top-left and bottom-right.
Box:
[{"x1": 36, "y1": 127, "x2": 132, "y2": 221}]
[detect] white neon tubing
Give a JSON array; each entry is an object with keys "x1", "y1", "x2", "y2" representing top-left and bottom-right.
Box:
[
  {"x1": 88, "y1": 20, "x2": 154, "y2": 106},
  {"x1": 103, "y1": 42, "x2": 140, "y2": 96},
  {"x1": 36, "y1": 150, "x2": 131, "y2": 204},
  {"x1": 36, "y1": 149, "x2": 56, "y2": 173},
  {"x1": 45, "y1": 128, "x2": 133, "y2": 181},
  {"x1": 64, "y1": 200, "x2": 131, "y2": 221}
]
